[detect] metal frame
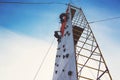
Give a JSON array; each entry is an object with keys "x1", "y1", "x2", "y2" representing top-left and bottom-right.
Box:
[{"x1": 70, "y1": 5, "x2": 112, "y2": 80}]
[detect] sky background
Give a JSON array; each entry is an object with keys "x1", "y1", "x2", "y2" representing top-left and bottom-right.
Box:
[{"x1": 0, "y1": 0, "x2": 120, "y2": 80}]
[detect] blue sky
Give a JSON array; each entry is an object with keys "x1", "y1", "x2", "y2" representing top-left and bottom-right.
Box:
[
  {"x1": 0, "y1": 0, "x2": 120, "y2": 80},
  {"x1": 0, "y1": 0, "x2": 67, "y2": 40},
  {"x1": 0, "y1": 0, "x2": 120, "y2": 40}
]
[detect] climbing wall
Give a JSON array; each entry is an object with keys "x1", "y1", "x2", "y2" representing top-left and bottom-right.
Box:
[{"x1": 52, "y1": 5, "x2": 78, "y2": 80}]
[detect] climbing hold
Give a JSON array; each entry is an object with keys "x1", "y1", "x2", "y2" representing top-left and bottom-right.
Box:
[
  {"x1": 68, "y1": 71, "x2": 72, "y2": 76},
  {"x1": 66, "y1": 54, "x2": 69, "y2": 58}
]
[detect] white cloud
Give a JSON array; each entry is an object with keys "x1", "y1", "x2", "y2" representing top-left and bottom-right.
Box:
[
  {"x1": 0, "y1": 21, "x2": 119, "y2": 80},
  {"x1": 0, "y1": 27, "x2": 56, "y2": 80}
]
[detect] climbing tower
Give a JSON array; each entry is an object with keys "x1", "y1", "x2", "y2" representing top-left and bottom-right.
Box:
[{"x1": 53, "y1": 4, "x2": 112, "y2": 80}]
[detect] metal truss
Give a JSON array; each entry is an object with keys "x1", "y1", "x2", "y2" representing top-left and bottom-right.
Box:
[{"x1": 70, "y1": 5, "x2": 112, "y2": 80}]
